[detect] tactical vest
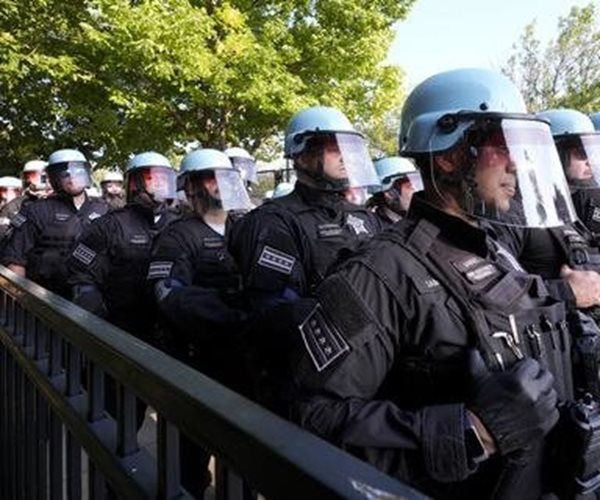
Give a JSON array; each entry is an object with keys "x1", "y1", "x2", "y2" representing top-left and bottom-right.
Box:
[
  {"x1": 188, "y1": 219, "x2": 241, "y2": 292},
  {"x1": 376, "y1": 219, "x2": 574, "y2": 403},
  {"x1": 28, "y1": 200, "x2": 105, "y2": 295},
  {"x1": 271, "y1": 194, "x2": 378, "y2": 290}
]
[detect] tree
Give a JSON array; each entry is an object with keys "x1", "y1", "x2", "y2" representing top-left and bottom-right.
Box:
[
  {"x1": 0, "y1": 0, "x2": 415, "y2": 174},
  {"x1": 502, "y1": 3, "x2": 600, "y2": 113}
]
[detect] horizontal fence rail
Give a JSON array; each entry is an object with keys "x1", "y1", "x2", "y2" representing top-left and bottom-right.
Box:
[{"x1": 0, "y1": 265, "x2": 427, "y2": 499}]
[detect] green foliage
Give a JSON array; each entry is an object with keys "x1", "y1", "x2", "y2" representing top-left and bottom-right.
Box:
[
  {"x1": 0, "y1": 0, "x2": 414, "y2": 174},
  {"x1": 502, "y1": 3, "x2": 600, "y2": 113}
]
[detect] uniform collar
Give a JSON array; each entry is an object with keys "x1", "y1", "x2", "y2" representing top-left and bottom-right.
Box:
[{"x1": 408, "y1": 194, "x2": 491, "y2": 257}]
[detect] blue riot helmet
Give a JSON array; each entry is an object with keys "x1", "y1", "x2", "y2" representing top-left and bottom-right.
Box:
[
  {"x1": 272, "y1": 181, "x2": 294, "y2": 199},
  {"x1": 590, "y1": 113, "x2": 600, "y2": 132},
  {"x1": 372, "y1": 156, "x2": 423, "y2": 193},
  {"x1": 370, "y1": 156, "x2": 423, "y2": 216},
  {"x1": 125, "y1": 151, "x2": 176, "y2": 205},
  {"x1": 537, "y1": 109, "x2": 600, "y2": 190},
  {"x1": 399, "y1": 68, "x2": 575, "y2": 228},
  {"x1": 46, "y1": 149, "x2": 92, "y2": 197},
  {"x1": 284, "y1": 106, "x2": 380, "y2": 192},
  {"x1": 178, "y1": 149, "x2": 251, "y2": 212},
  {"x1": 225, "y1": 147, "x2": 258, "y2": 186}
]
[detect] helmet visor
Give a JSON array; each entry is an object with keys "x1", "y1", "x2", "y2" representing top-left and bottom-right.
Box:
[
  {"x1": 139, "y1": 166, "x2": 177, "y2": 202},
  {"x1": 429, "y1": 118, "x2": 576, "y2": 228},
  {"x1": 558, "y1": 134, "x2": 600, "y2": 189},
  {"x1": 231, "y1": 157, "x2": 258, "y2": 185},
  {"x1": 52, "y1": 162, "x2": 92, "y2": 193},
  {"x1": 215, "y1": 169, "x2": 252, "y2": 211}
]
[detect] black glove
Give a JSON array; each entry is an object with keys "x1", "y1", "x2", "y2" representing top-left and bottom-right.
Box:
[
  {"x1": 72, "y1": 284, "x2": 107, "y2": 318},
  {"x1": 467, "y1": 349, "x2": 559, "y2": 455}
]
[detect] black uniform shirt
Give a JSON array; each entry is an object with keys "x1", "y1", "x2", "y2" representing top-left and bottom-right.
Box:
[
  {"x1": 287, "y1": 195, "x2": 569, "y2": 499},
  {"x1": 1, "y1": 194, "x2": 108, "y2": 296},
  {"x1": 66, "y1": 204, "x2": 176, "y2": 337},
  {"x1": 228, "y1": 182, "x2": 383, "y2": 309}
]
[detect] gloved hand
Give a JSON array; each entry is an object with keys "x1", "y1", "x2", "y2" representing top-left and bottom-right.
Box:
[{"x1": 467, "y1": 349, "x2": 559, "y2": 455}]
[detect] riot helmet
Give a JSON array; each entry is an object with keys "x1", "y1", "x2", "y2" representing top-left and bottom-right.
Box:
[
  {"x1": 371, "y1": 156, "x2": 423, "y2": 215},
  {"x1": 22, "y1": 160, "x2": 49, "y2": 193},
  {"x1": 399, "y1": 68, "x2": 575, "y2": 228},
  {"x1": 125, "y1": 152, "x2": 177, "y2": 206},
  {"x1": 100, "y1": 170, "x2": 124, "y2": 197},
  {"x1": 284, "y1": 106, "x2": 380, "y2": 192},
  {"x1": 537, "y1": 109, "x2": 600, "y2": 191},
  {"x1": 178, "y1": 149, "x2": 251, "y2": 212},
  {"x1": 46, "y1": 149, "x2": 92, "y2": 197},
  {"x1": 0, "y1": 176, "x2": 22, "y2": 205},
  {"x1": 272, "y1": 181, "x2": 294, "y2": 199},
  {"x1": 590, "y1": 112, "x2": 600, "y2": 132},
  {"x1": 225, "y1": 147, "x2": 258, "y2": 186}
]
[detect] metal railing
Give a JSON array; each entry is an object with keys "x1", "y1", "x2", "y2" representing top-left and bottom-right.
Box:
[{"x1": 0, "y1": 265, "x2": 427, "y2": 499}]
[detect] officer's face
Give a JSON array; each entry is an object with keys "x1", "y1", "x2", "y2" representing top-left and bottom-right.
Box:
[
  {"x1": 102, "y1": 181, "x2": 123, "y2": 196},
  {"x1": 386, "y1": 177, "x2": 415, "y2": 213},
  {"x1": 142, "y1": 169, "x2": 171, "y2": 195},
  {"x1": 300, "y1": 136, "x2": 347, "y2": 180},
  {"x1": 566, "y1": 147, "x2": 593, "y2": 181},
  {"x1": 201, "y1": 175, "x2": 220, "y2": 199},
  {"x1": 473, "y1": 138, "x2": 517, "y2": 212},
  {"x1": 0, "y1": 187, "x2": 20, "y2": 204},
  {"x1": 320, "y1": 138, "x2": 347, "y2": 180}
]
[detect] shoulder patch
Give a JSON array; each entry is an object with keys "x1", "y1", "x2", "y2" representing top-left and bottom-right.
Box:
[
  {"x1": 299, "y1": 303, "x2": 350, "y2": 372},
  {"x1": 202, "y1": 237, "x2": 224, "y2": 249},
  {"x1": 258, "y1": 245, "x2": 296, "y2": 275},
  {"x1": 72, "y1": 243, "x2": 97, "y2": 266},
  {"x1": 412, "y1": 275, "x2": 442, "y2": 294},
  {"x1": 11, "y1": 213, "x2": 27, "y2": 228},
  {"x1": 147, "y1": 261, "x2": 174, "y2": 280}
]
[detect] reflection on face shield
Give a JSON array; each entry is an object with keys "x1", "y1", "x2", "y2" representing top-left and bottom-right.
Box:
[
  {"x1": 139, "y1": 167, "x2": 176, "y2": 202},
  {"x1": 558, "y1": 135, "x2": 600, "y2": 189},
  {"x1": 300, "y1": 133, "x2": 379, "y2": 190},
  {"x1": 55, "y1": 163, "x2": 91, "y2": 195},
  {"x1": 183, "y1": 169, "x2": 251, "y2": 213},
  {"x1": 430, "y1": 118, "x2": 576, "y2": 228}
]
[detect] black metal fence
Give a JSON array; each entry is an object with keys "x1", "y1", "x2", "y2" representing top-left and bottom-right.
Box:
[{"x1": 0, "y1": 266, "x2": 426, "y2": 499}]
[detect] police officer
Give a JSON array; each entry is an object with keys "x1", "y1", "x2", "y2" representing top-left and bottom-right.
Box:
[
  {"x1": 493, "y1": 109, "x2": 600, "y2": 310},
  {"x1": 367, "y1": 156, "x2": 423, "y2": 227},
  {"x1": 283, "y1": 69, "x2": 579, "y2": 499},
  {"x1": 100, "y1": 170, "x2": 125, "y2": 211},
  {"x1": 535, "y1": 109, "x2": 600, "y2": 237},
  {"x1": 0, "y1": 160, "x2": 50, "y2": 239},
  {"x1": 2, "y1": 149, "x2": 108, "y2": 297},
  {"x1": 0, "y1": 177, "x2": 22, "y2": 209},
  {"x1": 67, "y1": 151, "x2": 178, "y2": 343},
  {"x1": 225, "y1": 146, "x2": 261, "y2": 207},
  {"x1": 228, "y1": 106, "x2": 383, "y2": 312},
  {"x1": 147, "y1": 148, "x2": 251, "y2": 498}
]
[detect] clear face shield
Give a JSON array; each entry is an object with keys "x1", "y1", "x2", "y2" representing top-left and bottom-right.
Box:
[
  {"x1": 183, "y1": 169, "x2": 252, "y2": 212},
  {"x1": 557, "y1": 134, "x2": 600, "y2": 189},
  {"x1": 51, "y1": 162, "x2": 92, "y2": 195},
  {"x1": 301, "y1": 133, "x2": 380, "y2": 191},
  {"x1": 429, "y1": 117, "x2": 577, "y2": 228},
  {"x1": 231, "y1": 157, "x2": 258, "y2": 185},
  {"x1": 130, "y1": 166, "x2": 177, "y2": 203}
]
